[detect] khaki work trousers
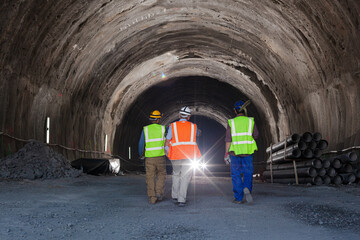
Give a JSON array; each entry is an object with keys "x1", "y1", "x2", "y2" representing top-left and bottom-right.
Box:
[
  {"x1": 145, "y1": 156, "x2": 166, "y2": 200},
  {"x1": 170, "y1": 159, "x2": 192, "y2": 203}
]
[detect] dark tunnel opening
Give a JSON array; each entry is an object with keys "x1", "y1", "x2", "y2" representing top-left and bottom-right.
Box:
[
  {"x1": 191, "y1": 115, "x2": 228, "y2": 175},
  {"x1": 113, "y1": 76, "x2": 268, "y2": 173}
]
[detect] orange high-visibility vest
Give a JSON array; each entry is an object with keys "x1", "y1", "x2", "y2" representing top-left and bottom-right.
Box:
[{"x1": 168, "y1": 120, "x2": 201, "y2": 160}]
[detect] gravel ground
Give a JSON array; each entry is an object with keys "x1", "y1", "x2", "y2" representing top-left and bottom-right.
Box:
[
  {"x1": 1, "y1": 175, "x2": 360, "y2": 240},
  {"x1": 286, "y1": 202, "x2": 360, "y2": 231}
]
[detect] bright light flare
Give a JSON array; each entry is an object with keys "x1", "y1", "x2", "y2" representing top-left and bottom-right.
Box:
[
  {"x1": 190, "y1": 159, "x2": 207, "y2": 170},
  {"x1": 200, "y1": 162, "x2": 207, "y2": 169},
  {"x1": 190, "y1": 160, "x2": 200, "y2": 169}
]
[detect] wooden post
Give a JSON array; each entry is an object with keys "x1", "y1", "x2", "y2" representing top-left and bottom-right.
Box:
[{"x1": 293, "y1": 160, "x2": 299, "y2": 185}]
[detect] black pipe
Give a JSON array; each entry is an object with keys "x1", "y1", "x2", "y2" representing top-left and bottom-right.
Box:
[
  {"x1": 347, "y1": 151, "x2": 358, "y2": 162},
  {"x1": 351, "y1": 162, "x2": 360, "y2": 169},
  {"x1": 355, "y1": 169, "x2": 360, "y2": 178},
  {"x1": 263, "y1": 167, "x2": 317, "y2": 178},
  {"x1": 317, "y1": 140, "x2": 328, "y2": 150},
  {"x1": 339, "y1": 173, "x2": 356, "y2": 184},
  {"x1": 322, "y1": 159, "x2": 331, "y2": 169},
  {"x1": 326, "y1": 167, "x2": 336, "y2": 177},
  {"x1": 313, "y1": 149, "x2": 322, "y2": 158},
  {"x1": 312, "y1": 132, "x2": 322, "y2": 142},
  {"x1": 266, "y1": 159, "x2": 322, "y2": 170},
  {"x1": 266, "y1": 149, "x2": 302, "y2": 163},
  {"x1": 265, "y1": 134, "x2": 300, "y2": 154},
  {"x1": 339, "y1": 163, "x2": 353, "y2": 173},
  {"x1": 312, "y1": 158, "x2": 323, "y2": 169},
  {"x1": 302, "y1": 149, "x2": 314, "y2": 158},
  {"x1": 307, "y1": 141, "x2": 317, "y2": 150},
  {"x1": 301, "y1": 132, "x2": 313, "y2": 143},
  {"x1": 332, "y1": 175, "x2": 342, "y2": 185},
  {"x1": 331, "y1": 159, "x2": 342, "y2": 169},
  {"x1": 266, "y1": 176, "x2": 323, "y2": 185},
  {"x1": 270, "y1": 142, "x2": 307, "y2": 158},
  {"x1": 317, "y1": 168, "x2": 326, "y2": 177},
  {"x1": 322, "y1": 175, "x2": 331, "y2": 185},
  {"x1": 335, "y1": 152, "x2": 358, "y2": 163}
]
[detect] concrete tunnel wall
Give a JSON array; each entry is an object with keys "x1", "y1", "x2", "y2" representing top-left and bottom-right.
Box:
[{"x1": 0, "y1": 0, "x2": 360, "y2": 168}]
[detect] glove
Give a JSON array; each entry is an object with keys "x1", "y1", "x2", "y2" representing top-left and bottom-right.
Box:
[{"x1": 224, "y1": 152, "x2": 231, "y2": 165}]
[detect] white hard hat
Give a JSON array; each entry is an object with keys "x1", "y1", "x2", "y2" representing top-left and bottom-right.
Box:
[{"x1": 179, "y1": 106, "x2": 191, "y2": 116}]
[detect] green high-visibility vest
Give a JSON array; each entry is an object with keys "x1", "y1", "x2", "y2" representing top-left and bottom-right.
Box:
[
  {"x1": 144, "y1": 124, "x2": 165, "y2": 157},
  {"x1": 228, "y1": 116, "x2": 258, "y2": 155}
]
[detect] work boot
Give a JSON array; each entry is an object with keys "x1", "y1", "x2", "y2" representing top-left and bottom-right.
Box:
[
  {"x1": 243, "y1": 187, "x2": 253, "y2": 203},
  {"x1": 178, "y1": 202, "x2": 186, "y2": 207},
  {"x1": 232, "y1": 199, "x2": 245, "y2": 204},
  {"x1": 156, "y1": 195, "x2": 164, "y2": 202},
  {"x1": 149, "y1": 197, "x2": 157, "y2": 204}
]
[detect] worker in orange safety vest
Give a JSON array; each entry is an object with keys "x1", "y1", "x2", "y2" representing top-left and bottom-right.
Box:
[{"x1": 164, "y1": 106, "x2": 201, "y2": 207}]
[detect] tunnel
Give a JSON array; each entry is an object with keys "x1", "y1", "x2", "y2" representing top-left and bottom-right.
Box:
[
  {"x1": 1, "y1": 0, "x2": 360, "y2": 174},
  {"x1": 114, "y1": 76, "x2": 267, "y2": 172}
]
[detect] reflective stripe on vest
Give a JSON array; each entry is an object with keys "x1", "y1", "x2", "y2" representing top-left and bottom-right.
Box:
[
  {"x1": 230, "y1": 118, "x2": 255, "y2": 144},
  {"x1": 171, "y1": 122, "x2": 196, "y2": 146},
  {"x1": 168, "y1": 121, "x2": 201, "y2": 160},
  {"x1": 230, "y1": 118, "x2": 253, "y2": 137},
  {"x1": 229, "y1": 116, "x2": 257, "y2": 155},
  {"x1": 144, "y1": 124, "x2": 165, "y2": 157}
]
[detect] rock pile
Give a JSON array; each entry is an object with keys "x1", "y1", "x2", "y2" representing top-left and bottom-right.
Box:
[{"x1": 0, "y1": 140, "x2": 82, "y2": 180}]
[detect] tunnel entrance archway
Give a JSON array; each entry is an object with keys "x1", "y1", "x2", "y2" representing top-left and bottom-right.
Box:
[{"x1": 113, "y1": 76, "x2": 268, "y2": 173}]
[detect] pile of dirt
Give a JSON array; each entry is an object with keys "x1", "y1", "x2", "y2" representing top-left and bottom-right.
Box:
[{"x1": 0, "y1": 140, "x2": 82, "y2": 180}]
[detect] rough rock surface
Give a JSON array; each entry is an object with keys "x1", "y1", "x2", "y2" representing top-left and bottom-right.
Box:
[
  {"x1": 0, "y1": 140, "x2": 82, "y2": 180},
  {"x1": 0, "y1": 0, "x2": 359, "y2": 167}
]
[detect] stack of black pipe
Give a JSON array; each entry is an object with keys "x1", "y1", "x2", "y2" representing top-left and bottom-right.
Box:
[
  {"x1": 263, "y1": 132, "x2": 328, "y2": 185},
  {"x1": 325, "y1": 151, "x2": 359, "y2": 185}
]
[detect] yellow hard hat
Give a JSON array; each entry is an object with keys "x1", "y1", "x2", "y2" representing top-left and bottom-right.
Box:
[{"x1": 150, "y1": 110, "x2": 162, "y2": 119}]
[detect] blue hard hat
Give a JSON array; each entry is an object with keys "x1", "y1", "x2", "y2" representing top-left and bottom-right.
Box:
[{"x1": 234, "y1": 100, "x2": 245, "y2": 109}]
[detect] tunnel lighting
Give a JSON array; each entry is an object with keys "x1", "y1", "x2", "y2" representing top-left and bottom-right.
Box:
[
  {"x1": 129, "y1": 146, "x2": 131, "y2": 159},
  {"x1": 105, "y1": 134, "x2": 108, "y2": 152},
  {"x1": 46, "y1": 117, "x2": 50, "y2": 144},
  {"x1": 200, "y1": 162, "x2": 207, "y2": 169},
  {"x1": 190, "y1": 159, "x2": 207, "y2": 170},
  {"x1": 190, "y1": 160, "x2": 200, "y2": 169}
]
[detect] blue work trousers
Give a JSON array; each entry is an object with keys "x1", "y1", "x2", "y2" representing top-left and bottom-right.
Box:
[{"x1": 230, "y1": 155, "x2": 253, "y2": 201}]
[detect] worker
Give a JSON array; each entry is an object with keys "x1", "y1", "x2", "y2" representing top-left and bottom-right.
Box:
[
  {"x1": 224, "y1": 100, "x2": 259, "y2": 204},
  {"x1": 138, "y1": 110, "x2": 167, "y2": 204},
  {"x1": 164, "y1": 106, "x2": 201, "y2": 207}
]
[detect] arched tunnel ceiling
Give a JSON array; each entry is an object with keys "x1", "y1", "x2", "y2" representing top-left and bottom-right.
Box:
[{"x1": 0, "y1": 0, "x2": 360, "y2": 157}]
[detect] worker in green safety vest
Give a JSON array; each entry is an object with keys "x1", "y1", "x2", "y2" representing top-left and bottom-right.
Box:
[
  {"x1": 224, "y1": 100, "x2": 259, "y2": 204},
  {"x1": 138, "y1": 110, "x2": 167, "y2": 204}
]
